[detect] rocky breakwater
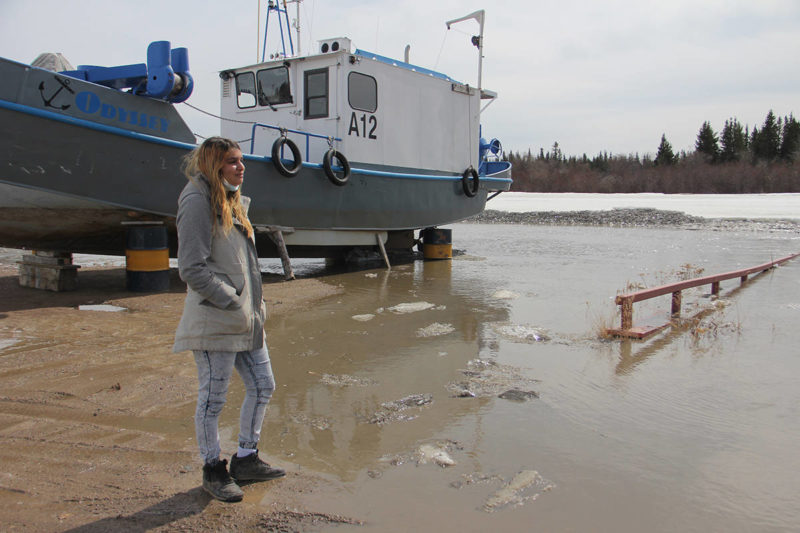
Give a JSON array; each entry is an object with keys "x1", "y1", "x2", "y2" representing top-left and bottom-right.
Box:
[{"x1": 468, "y1": 208, "x2": 800, "y2": 233}]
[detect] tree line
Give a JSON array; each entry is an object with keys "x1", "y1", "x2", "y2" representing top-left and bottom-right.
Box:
[{"x1": 505, "y1": 110, "x2": 800, "y2": 193}]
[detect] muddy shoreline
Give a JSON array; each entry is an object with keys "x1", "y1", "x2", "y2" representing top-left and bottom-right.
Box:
[
  {"x1": 1, "y1": 208, "x2": 797, "y2": 531},
  {"x1": 0, "y1": 262, "x2": 356, "y2": 532}
]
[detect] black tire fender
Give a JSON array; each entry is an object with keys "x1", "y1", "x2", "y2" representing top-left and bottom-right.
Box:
[
  {"x1": 323, "y1": 149, "x2": 350, "y2": 186},
  {"x1": 462, "y1": 166, "x2": 479, "y2": 197},
  {"x1": 271, "y1": 137, "x2": 302, "y2": 177}
]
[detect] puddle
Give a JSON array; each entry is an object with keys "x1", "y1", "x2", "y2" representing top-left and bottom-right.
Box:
[
  {"x1": 290, "y1": 413, "x2": 332, "y2": 431},
  {"x1": 255, "y1": 224, "x2": 800, "y2": 532}
]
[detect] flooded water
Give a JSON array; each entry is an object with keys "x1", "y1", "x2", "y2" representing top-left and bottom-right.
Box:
[{"x1": 220, "y1": 221, "x2": 800, "y2": 532}]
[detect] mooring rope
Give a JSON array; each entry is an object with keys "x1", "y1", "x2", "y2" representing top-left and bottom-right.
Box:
[{"x1": 182, "y1": 101, "x2": 255, "y2": 124}]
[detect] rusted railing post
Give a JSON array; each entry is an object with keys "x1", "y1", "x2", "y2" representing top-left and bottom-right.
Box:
[
  {"x1": 620, "y1": 296, "x2": 633, "y2": 331},
  {"x1": 671, "y1": 290, "x2": 682, "y2": 316},
  {"x1": 711, "y1": 281, "x2": 720, "y2": 295}
]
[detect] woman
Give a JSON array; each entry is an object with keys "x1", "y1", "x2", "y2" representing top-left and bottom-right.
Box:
[{"x1": 173, "y1": 137, "x2": 284, "y2": 502}]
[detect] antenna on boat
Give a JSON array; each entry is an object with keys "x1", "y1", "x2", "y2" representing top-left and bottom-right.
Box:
[
  {"x1": 445, "y1": 9, "x2": 485, "y2": 90},
  {"x1": 261, "y1": 0, "x2": 302, "y2": 61}
]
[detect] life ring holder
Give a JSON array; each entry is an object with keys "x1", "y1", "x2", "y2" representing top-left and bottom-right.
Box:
[
  {"x1": 322, "y1": 145, "x2": 350, "y2": 186},
  {"x1": 271, "y1": 132, "x2": 302, "y2": 177},
  {"x1": 462, "y1": 166, "x2": 480, "y2": 197}
]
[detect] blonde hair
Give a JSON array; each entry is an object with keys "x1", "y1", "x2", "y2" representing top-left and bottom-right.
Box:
[{"x1": 183, "y1": 137, "x2": 253, "y2": 239}]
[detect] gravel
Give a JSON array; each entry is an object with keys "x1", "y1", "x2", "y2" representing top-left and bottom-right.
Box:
[{"x1": 466, "y1": 208, "x2": 800, "y2": 233}]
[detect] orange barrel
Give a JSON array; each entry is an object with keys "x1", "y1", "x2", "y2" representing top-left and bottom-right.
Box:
[
  {"x1": 125, "y1": 224, "x2": 169, "y2": 292},
  {"x1": 422, "y1": 227, "x2": 452, "y2": 260}
]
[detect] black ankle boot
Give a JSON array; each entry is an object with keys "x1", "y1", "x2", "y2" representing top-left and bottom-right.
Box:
[
  {"x1": 230, "y1": 450, "x2": 286, "y2": 481},
  {"x1": 202, "y1": 459, "x2": 244, "y2": 502}
]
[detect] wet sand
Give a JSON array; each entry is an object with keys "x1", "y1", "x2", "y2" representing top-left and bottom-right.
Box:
[{"x1": 0, "y1": 254, "x2": 355, "y2": 532}]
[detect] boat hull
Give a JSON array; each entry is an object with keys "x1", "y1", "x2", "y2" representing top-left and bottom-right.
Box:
[{"x1": 0, "y1": 101, "x2": 511, "y2": 257}]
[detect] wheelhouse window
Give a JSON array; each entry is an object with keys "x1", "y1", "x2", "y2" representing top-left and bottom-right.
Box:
[
  {"x1": 235, "y1": 72, "x2": 256, "y2": 108},
  {"x1": 257, "y1": 66, "x2": 292, "y2": 107},
  {"x1": 304, "y1": 68, "x2": 328, "y2": 119},
  {"x1": 348, "y1": 72, "x2": 377, "y2": 113}
]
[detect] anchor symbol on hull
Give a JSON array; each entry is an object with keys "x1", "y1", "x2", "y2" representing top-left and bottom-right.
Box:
[{"x1": 39, "y1": 76, "x2": 75, "y2": 110}]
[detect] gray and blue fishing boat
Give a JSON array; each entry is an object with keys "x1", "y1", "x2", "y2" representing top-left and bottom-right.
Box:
[{"x1": 0, "y1": 4, "x2": 511, "y2": 260}]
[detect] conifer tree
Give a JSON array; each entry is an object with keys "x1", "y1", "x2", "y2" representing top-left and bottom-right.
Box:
[
  {"x1": 780, "y1": 114, "x2": 800, "y2": 162},
  {"x1": 654, "y1": 134, "x2": 676, "y2": 166},
  {"x1": 695, "y1": 121, "x2": 720, "y2": 163},
  {"x1": 753, "y1": 110, "x2": 781, "y2": 161},
  {"x1": 551, "y1": 141, "x2": 562, "y2": 162},
  {"x1": 719, "y1": 118, "x2": 748, "y2": 163}
]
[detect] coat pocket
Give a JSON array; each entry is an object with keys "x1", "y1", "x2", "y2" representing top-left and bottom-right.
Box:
[
  {"x1": 201, "y1": 297, "x2": 251, "y2": 335},
  {"x1": 214, "y1": 270, "x2": 245, "y2": 294}
]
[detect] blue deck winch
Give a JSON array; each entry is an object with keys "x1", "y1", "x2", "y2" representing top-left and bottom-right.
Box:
[{"x1": 61, "y1": 41, "x2": 193, "y2": 103}]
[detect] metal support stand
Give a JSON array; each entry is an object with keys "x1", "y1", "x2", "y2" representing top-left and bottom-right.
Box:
[
  {"x1": 266, "y1": 229, "x2": 295, "y2": 280},
  {"x1": 376, "y1": 233, "x2": 391, "y2": 270}
]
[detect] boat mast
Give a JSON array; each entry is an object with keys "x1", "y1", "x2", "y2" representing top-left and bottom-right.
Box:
[
  {"x1": 445, "y1": 9, "x2": 485, "y2": 90},
  {"x1": 261, "y1": 0, "x2": 302, "y2": 62},
  {"x1": 293, "y1": 0, "x2": 301, "y2": 56}
]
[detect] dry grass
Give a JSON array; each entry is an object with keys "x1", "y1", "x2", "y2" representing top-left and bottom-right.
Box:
[{"x1": 586, "y1": 301, "x2": 619, "y2": 339}]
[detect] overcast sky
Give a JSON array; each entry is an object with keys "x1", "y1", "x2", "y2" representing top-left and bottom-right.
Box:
[{"x1": 2, "y1": 0, "x2": 798, "y2": 157}]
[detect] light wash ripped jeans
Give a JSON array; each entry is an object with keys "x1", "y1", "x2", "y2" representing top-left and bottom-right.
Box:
[{"x1": 193, "y1": 346, "x2": 275, "y2": 464}]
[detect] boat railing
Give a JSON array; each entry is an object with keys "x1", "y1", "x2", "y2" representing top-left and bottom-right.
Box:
[
  {"x1": 608, "y1": 252, "x2": 800, "y2": 339},
  {"x1": 249, "y1": 122, "x2": 341, "y2": 163},
  {"x1": 479, "y1": 160, "x2": 511, "y2": 176}
]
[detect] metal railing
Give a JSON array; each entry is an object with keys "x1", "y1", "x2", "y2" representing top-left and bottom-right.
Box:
[
  {"x1": 249, "y1": 122, "x2": 341, "y2": 160},
  {"x1": 609, "y1": 252, "x2": 799, "y2": 339}
]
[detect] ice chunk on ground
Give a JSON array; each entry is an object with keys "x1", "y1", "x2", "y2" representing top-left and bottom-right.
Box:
[
  {"x1": 351, "y1": 314, "x2": 375, "y2": 321},
  {"x1": 494, "y1": 323, "x2": 549, "y2": 343},
  {"x1": 387, "y1": 302, "x2": 435, "y2": 314},
  {"x1": 484, "y1": 470, "x2": 554, "y2": 512},
  {"x1": 369, "y1": 393, "x2": 433, "y2": 424},
  {"x1": 0, "y1": 338, "x2": 20, "y2": 350},
  {"x1": 416, "y1": 323, "x2": 455, "y2": 337},
  {"x1": 416, "y1": 444, "x2": 456, "y2": 467},
  {"x1": 491, "y1": 289, "x2": 518, "y2": 299},
  {"x1": 319, "y1": 374, "x2": 377, "y2": 387},
  {"x1": 447, "y1": 359, "x2": 540, "y2": 399},
  {"x1": 78, "y1": 304, "x2": 127, "y2": 312}
]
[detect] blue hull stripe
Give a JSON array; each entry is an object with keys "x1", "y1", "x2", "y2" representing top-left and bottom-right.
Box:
[{"x1": 1, "y1": 99, "x2": 511, "y2": 185}]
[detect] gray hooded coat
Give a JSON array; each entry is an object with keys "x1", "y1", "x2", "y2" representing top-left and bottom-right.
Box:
[{"x1": 173, "y1": 176, "x2": 266, "y2": 353}]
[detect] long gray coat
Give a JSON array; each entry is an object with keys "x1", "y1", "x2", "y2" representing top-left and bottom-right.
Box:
[{"x1": 173, "y1": 176, "x2": 266, "y2": 353}]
